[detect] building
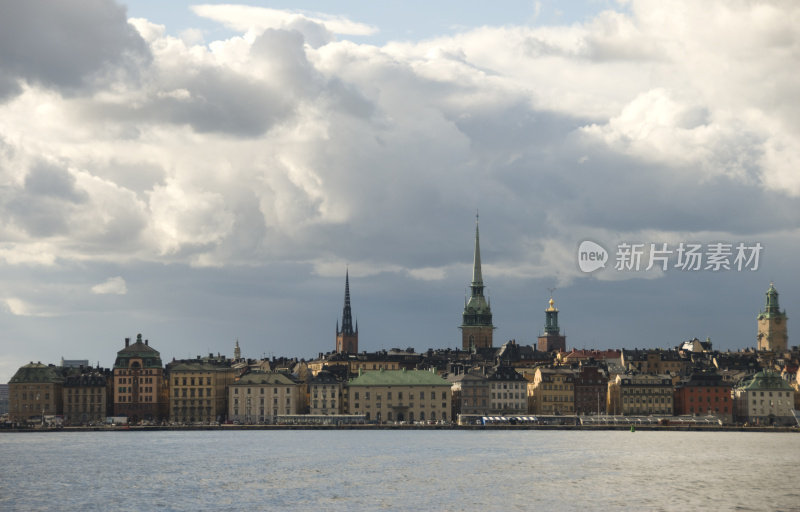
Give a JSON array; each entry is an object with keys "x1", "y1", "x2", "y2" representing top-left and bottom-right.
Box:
[
  {"x1": 336, "y1": 270, "x2": 359, "y2": 354},
  {"x1": 673, "y1": 372, "x2": 733, "y2": 423},
  {"x1": 347, "y1": 369, "x2": 452, "y2": 423},
  {"x1": 447, "y1": 371, "x2": 489, "y2": 418},
  {"x1": 228, "y1": 371, "x2": 302, "y2": 423},
  {"x1": 113, "y1": 334, "x2": 167, "y2": 423},
  {"x1": 0, "y1": 384, "x2": 8, "y2": 415},
  {"x1": 309, "y1": 349, "x2": 422, "y2": 378},
  {"x1": 460, "y1": 215, "x2": 494, "y2": 351},
  {"x1": 621, "y1": 349, "x2": 689, "y2": 376},
  {"x1": 486, "y1": 365, "x2": 527, "y2": 414},
  {"x1": 63, "y1": 368, "x2": 110, "y2": 425},
  {"x1": 167, "y1": 355, "x2": 238, "y2": 424},
  {"x1": 573, "y1": 365, "x2": 608, "y2": 416},
  {"x1": 608, "y1": 373, "x2": 673, "y2": 416},
  {"x1": 529, "y1": 367, "x2": 576, "y2": 415},
  {"x1": 537, "y1": 298, "x2": 566, "y2": 353},
  {"x1": 309, "y1": 369, "x2": 344, "y2": 415},
  {"x1": 8, "y1": 363, "x2": 64, "y2": 425},
  {"x1": 757, "y1": 283, "x2": 788, "y2": 353},
  {"x1": 733, "y1": 370, "x2": 795, "y2": 426}
]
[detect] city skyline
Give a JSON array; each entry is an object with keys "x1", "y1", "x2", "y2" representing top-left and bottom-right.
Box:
[{"x1": 1, "y1": 1, "x2": 798, "y2": 382}]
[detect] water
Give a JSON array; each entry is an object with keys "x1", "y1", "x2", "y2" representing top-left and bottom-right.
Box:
[{"x1": 1, "y1": 430, "x2": 798, "y2": 511}]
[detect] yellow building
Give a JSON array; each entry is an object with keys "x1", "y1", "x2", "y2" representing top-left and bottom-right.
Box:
[
  {"x1": 167, "y1": 356, "x2": 238, "y2": 424},
  {"x1": 528, "y1": 367, "x2": 576, "y2": 415},
  {"x1": 608, "y1": 374, "x2": 673, "y2": 416},
  {"x1": 113, "y1": 335, "x2": 168, "y2": 423},
  {"x1": 228, "y1": 371, "x2": 302, "y2": 423},
  {"x1": 8, "y1": 363, "x2": 64, "y2": 426},
  {"x1": 347, "y1": 369, "x2": 452, "y2": 423}
]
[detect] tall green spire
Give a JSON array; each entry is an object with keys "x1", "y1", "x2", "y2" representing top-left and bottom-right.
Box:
[{"x1": 462, "y1": 213, "x2": 492, "y2": 328}]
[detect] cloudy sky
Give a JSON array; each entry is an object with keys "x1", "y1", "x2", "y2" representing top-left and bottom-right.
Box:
[{"x1": 1, "y1": 0, "x2": 798, "y2": 382}]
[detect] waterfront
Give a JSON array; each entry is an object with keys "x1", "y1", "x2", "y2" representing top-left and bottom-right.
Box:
[{"x1": 1, "y1": 430, "x2": 798, "y2": 511}]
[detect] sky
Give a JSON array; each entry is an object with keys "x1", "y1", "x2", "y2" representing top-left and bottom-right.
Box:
[{"x1": 1, "y1": 0, "x2": 798, "y2": 382}]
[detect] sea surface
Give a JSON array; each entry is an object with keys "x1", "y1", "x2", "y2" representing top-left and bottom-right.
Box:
[{"x1": 1, "y1": 430, "x2": 798, "y2": 511}]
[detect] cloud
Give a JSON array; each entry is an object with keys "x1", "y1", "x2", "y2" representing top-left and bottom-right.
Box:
[
  {"x1": 91, "y1": 276, "x2": 128, "y2": 295},
  {"x1": 3, "y1": 297, "x2": 54, "y2": 317},
  {"x1": 0, "y1": 0, "x2": 149, "y2": 100}
]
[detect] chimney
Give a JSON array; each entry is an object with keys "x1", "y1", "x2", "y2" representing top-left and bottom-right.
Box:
[
  {"x1": 125, "y1": 337, "x2": 130, "y2": 348},
  {"x1": 145, "y1": 339, "x2": 149, "y2": 346}
]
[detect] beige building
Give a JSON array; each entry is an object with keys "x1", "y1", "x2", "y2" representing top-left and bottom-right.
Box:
[
  {"x1": 347, "y1": 369, "x2": 452, "y2": 423},
  {"x1": 229, "y1": 371, "x2": 302, "y2": 423},
  {"x1": 167, "y1": 356, "x2": 238, "y2": 424},
  {"x1": 487, "y1": 366, "x2": 528, "y2": 414},
  {"x1": 309, "y1": 370, "x2": 344, "y2": 415},
  {"x1": 733, "y1": 370, "x2": 795, "y2": 425},
  {"x1": 528, "y1": 367, "x2": 576, "y2": 415},
  {"x1": 448, "y1": 372, "x2": 489, "y2": 418},
  {"x1": 608, "y1": 374, "x2": 673, "y2": 416},
  {"x1": 8, "y1": 363, "x2": 64, "y2": 425}
]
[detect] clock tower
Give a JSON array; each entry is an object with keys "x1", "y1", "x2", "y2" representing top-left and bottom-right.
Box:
[{"x1": 757, "y1": 283, "x2": 788, "y2": 353}]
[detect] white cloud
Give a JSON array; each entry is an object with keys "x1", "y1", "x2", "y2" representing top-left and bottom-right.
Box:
[{"x1": 91, "y1": 276, "x2": 128, "y2": 295}]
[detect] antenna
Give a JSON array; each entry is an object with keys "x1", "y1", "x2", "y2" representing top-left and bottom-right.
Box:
[{"x1": 547, "y1": 287, "x2": 556, "y2": 298}]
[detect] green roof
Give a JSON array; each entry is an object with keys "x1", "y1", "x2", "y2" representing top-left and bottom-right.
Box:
[
  {"x1": 737, "y1": 370, "x2": 794, "y2": 391},
  {"x1": 348, "y1": 369, "x2": 450, "y2": 387},
  {"x1": 9, "y1": 363, "x2": 63, "y2": 384}
]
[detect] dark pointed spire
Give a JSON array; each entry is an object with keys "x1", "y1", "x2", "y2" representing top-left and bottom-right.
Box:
[{"x1": 339, "y1": 269, "x2": 355, "y2": 336}]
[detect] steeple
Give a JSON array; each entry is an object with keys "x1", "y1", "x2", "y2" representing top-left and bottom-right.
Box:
[
  {"x1": 757, "y1": 282, "x2": 787, "y2": 353},
  {"x1": 336, "y1": 269, "x2": 358, "y2": 353},
  {"x1": 538, "y1": 293, "x2": 566, "y2": 352},
  {"x1": 460, "y1": 214, "x2": 494, "y2": 351},
  {"x1": 472, "y1": 213, "x2": 483, "y2": 287}
]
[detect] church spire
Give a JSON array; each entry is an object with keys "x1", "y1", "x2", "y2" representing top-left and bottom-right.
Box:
[
  {"x1": 461, "y1": 214, "x2": 494, "y2": 351},
  {"x1": 472, "y1": 212, "x2": 483, "y2": 286},
  {"x1": 336, "y1": 269, "x2": 358, "y2": 353}
]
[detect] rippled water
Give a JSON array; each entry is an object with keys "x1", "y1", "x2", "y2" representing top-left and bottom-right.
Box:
[{"x1": 1, "y1": 430, "x2": 798, "y2": 511}]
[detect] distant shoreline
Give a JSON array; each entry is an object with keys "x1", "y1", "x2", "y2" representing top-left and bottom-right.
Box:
[{"x1": 2, "y1": 424, "x2": 798, "y2": 433}]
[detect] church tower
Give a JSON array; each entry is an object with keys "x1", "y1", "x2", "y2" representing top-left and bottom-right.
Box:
[
  {"x1": 537, "y1": 297, "x2": 566, "y2": 352},
  {"x1": 460, "y1": 215, "x2": 494, "y2": 351},
  {"x1": 336, "y1": 270, "x2": 358, "y2": 354},
  {"x1": 757, "y1": 283, "x2": 788, "y2": 353}
]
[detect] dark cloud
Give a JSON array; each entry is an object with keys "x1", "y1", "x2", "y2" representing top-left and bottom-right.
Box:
[{"x1": 0, "y1": 0, "x2": 149, "y2": 99}]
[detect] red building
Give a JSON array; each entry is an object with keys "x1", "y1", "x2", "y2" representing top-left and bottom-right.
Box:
[{"x1": 674, "y1": 372, "x2": 733, "y2": 423}]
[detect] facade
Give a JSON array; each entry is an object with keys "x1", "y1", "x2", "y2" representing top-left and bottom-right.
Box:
[
  {"x1": 573, "y1": 365, "x2": 608, "y2": 415},
  {"x1": 8, "y1": 363, "x2": 64, "y2": 425},
  {"x1": 167, "y1": 356, "x2": 238, "y2": 424},
  {"x1": 486, "y1": 365, "x2": 528, "y2": 414},
  {"x1": 673, "y1": 372, "x2": 733, "y2": 423},
  {"x1": 529, "y1": 367, "x2": 576, "y2": 415},
  {"x1": 448, "y1": 372, "x2": 489, "y2": 418},
  {"x1": 228, "y1": 371, "x2": 302, "y2": 423},
  {"x1": 537, "y1": 298, "x2": 566, "y2": 353},
  {"x1": 62, "y1": 369, "x2": 110, "y2": 425},
  {"x1": 608, "y1": 374, "x2": 674, "y2": 416},
  {"x1": 757, "y1": 283, "x2": 788, "y2": 353},
  {"x1": 113, "y1": 334, "x2": 167, "y2": 422},
  {"x1": 347, "y1": 369, "x2": 452, "y2": 423},
  {"x1": 460, "y1": 216, "x2": 494, "y2": 351},
  {"x1": 309, "y1": 370, "x2": 344, "y2": 415},
  {"x1": 335, "y1": 270, "x2": 359, "y2": 354},
  {"x1": 733, "y1": 370, "x2": 795, "y2": 425}
]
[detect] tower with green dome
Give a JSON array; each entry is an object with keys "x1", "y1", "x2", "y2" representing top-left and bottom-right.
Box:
[{"x1": 757, "y1": 283, "x2": 788, "y2": 353}]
